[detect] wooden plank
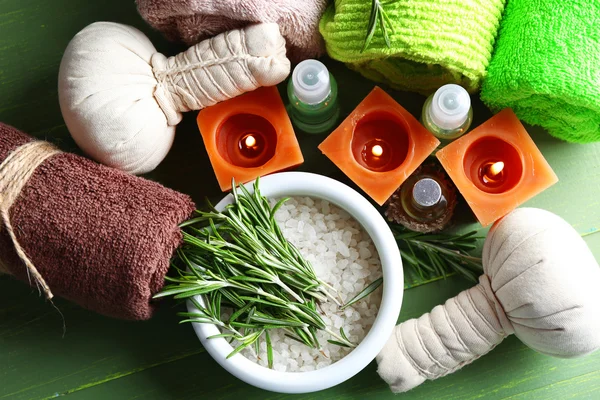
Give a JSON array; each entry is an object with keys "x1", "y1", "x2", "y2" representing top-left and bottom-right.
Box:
[
  {"x1": 0, "y1": 279, "x2": 203, "y2": 399},
  {"x1": 0, "y1": 277, "x2": 468, "y2": 400},
  {"x1": 4, "y1": 268, "x2": 600, "y2": 399},
  {"x1": 32, "y1": 276, "x2": 600, "y2": 400},
  {"x1": 57, "y1": 350, "x2": 600, "y2": 400},
  {"x1": 0, "y1": 0, "x2": 599, "y2": 399}
]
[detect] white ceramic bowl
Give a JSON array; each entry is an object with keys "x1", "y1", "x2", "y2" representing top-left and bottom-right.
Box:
[{"x1": 188, "y1": 172, "x2": 403, "y2": 393}]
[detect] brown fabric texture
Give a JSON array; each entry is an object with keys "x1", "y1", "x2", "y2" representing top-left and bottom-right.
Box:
[
  {"x1": 136, "y1": 0, "x2": 328, "y2": 63},
  {"x1": 0, "y1": 123, "x2": 195, "y2": 320}
]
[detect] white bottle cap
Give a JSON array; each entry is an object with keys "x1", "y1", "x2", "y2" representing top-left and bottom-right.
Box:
[
  {"x1": 292, "y1": 59, "x2": 331, "y2": 105},
  {"x1": 429, "y1": 84, "x2": 471, "y2": 130}
]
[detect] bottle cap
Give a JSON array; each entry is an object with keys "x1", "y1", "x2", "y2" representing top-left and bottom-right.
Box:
[
  {"x1": 292, "y1": 59, "x2": 331, "y2": 105},
  {"x1": 429, "y1": 84, "x2": 471, "y2": 130},
  {"x1": 412, "y1": 178, "x2": 442, "y2": 208}
]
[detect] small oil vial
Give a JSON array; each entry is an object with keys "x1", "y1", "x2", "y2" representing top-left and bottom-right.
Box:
[
  {"x1": 400, "y1": 177, "x2": 448, "y2": 223},
  {"x1": 287, "y1": 59, "x2": 340, "y2": 134},
  {"x1": 385, "y1": 163, "x2": 457, "y2": 233},
  {"x1": 421, "y1": 84, "x2": 472, "y2": 141}
]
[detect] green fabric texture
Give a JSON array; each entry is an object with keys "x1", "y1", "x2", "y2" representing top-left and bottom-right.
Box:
[
  {"x1": 481, "y1": 0, "x2": 600, "y2": 143},
  {"x1": 319, "y1": 0, "x2": 506, "y2": 95}
]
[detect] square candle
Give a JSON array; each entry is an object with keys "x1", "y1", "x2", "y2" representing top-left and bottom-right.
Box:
[
  {"x1": 197, "y1": 86, "x2": 304, "y2": 191},
  {"x1": 318, "y1": 87, "x2": 440, "y2": 205},
  {"x1": 436, "y1": 108, "x2": 559, "y2": 226}
]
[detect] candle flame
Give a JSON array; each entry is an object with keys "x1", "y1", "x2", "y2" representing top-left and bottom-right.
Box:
[
  {"x1": 371, "y1": 144, "x2": 383, "y2": 157},
  {"x1": 244, "y1": 135, "x2": 257, "y2": 148},
  {"x1": 489, "y1": 161, "x2": 504, "y2": 177}
]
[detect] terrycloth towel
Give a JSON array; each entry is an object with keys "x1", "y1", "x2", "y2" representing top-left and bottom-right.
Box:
[
  {"x1": 481, "y1": 0, "x2": 600, "y2": 143},
  {"x1": 320, "y1": 0, "x2": 506, "y2": 94},
  {"x1": 136, "y1": 0, "x2": 329, "y2": 63},
  {"x1": 0, "y1": 123, "x2": 195, "y2": 320}
]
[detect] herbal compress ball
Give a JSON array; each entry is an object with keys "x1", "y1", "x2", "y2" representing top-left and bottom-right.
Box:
[
  {"x1": 376, "y1": 208, "x2": 600, "y2": 393},
  {"x1": 58, "y1": 22, "x2": 290, "y2": 174}
]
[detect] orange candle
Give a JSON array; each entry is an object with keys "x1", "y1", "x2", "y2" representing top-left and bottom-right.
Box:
[
  {"x1": 318, "y1": 86, "x2": 440, "y2": 205},
  {"x1": 436, "y1": 108, "x2": 558, "y2": 226},
  {"x1": 197, "y1": 86, "x2": 304, "y2": 191}
]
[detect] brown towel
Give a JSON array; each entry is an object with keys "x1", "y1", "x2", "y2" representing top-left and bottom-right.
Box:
[
  {"x1": 0, "y1": 123, "x2": 195, "y2": 320},
  {"x1": 136, "y1": 0, "x2": 328, "y2": 63}
]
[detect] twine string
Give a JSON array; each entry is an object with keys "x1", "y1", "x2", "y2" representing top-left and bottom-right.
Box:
[{"x1": 0, "y1": 140, "x2": 61, "y2": 299}]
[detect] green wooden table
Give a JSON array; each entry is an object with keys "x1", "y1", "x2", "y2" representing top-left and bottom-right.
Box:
[{"x1": 1, "y1": 1, "x2": 599, "y2": 399}]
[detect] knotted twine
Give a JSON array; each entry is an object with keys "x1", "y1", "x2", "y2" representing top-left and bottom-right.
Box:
[{"x1": 0, "y1": 140, "x2": 61, "y2": 299}]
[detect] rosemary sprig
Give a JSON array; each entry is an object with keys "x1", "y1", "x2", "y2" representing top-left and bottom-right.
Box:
[
  {"x1": 156, "y1": 179, "x2": 363, "y2": 362},
  {"x1": 391, "y1": 225, "x2": 484, "y2": 282},
  {"x1": 362, "y1": 0, "x2": 396, "y2": 52}
]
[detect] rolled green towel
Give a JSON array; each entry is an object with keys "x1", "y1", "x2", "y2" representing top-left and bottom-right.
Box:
[
  {"x1": 481, "y1": 0, "x2": 600, "y2": 143},
  {"x1": 319, "y1": 0, "x2": 506, "y2": 94}
]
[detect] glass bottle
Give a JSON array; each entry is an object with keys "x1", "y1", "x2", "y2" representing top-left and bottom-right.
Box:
[
  {"x1": 385, "y1": 163, "x2": 457, "y2": 233},
  {"x1": 421, "y1": 84, "x2": 473, "y2": 142},
  {"x1": 287, "y1": 59, "x2": 340, "y2": 134}
]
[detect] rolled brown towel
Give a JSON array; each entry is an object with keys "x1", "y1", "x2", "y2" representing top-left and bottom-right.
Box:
[
  {"x1": 136, "y1": 0, "x2": 328, "y2": 62},
  {"x1": 0, "y1": 123, "x2": 195, "y2": 320}
]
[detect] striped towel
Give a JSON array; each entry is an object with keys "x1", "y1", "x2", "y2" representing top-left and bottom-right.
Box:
[{"x1": 320, "y1": 0, "x2": 506, "y2": 94}]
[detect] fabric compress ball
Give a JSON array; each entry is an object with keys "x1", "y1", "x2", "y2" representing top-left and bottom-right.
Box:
[
  {"x1": 482, "y1": 208, "x2": 600, "y2": 358},
  {"x1": 376, "y1": 208, "x2": 600, "y2": 393},
  {"x1": 58, "y1": 22, "x2": 290, "y2": 174}
]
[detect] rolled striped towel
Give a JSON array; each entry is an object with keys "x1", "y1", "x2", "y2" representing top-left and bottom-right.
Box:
[{"x1": 319, "y1": 0, "x2": 506, "y2": 94}]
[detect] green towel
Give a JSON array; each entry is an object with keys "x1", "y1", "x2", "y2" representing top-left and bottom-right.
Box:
[
  {"x1": 481, "y1": 1, "x2": 600, "y2": 143},
  {"x1": 319, "y1": 0, "x2": 506, "y2": 95}
]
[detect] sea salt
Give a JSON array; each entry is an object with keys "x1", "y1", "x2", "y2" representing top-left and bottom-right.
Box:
[{"x1": 232, "y1": 196, "x2": 382, "y2": 372}]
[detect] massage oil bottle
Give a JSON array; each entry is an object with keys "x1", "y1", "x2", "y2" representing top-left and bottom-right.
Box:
[
  {"x1": 421, "y1": 84, "x2": 472, "y2": 142},
  {"x1": 385, "y1": 163, "x2": 457, "y2": 233},
  {"x1": 287, "y1": 59, "x2": 340, "y2": 134}
]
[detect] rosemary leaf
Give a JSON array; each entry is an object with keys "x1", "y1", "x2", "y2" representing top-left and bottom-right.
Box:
[
  {"x1": 377, "y1": 5, "x2": 391, "y2": 48},
  {"x1": 380, "y1": 3, "x2": 396, "y2": 34},
  {"x1": 340, "y1": 277, "x2": 383, "y2": 310},
  {"x1": 207, "y1": 333, "x2": 239, "y2": 340},
  {"x1": 265, "y1": 330, "x2": 274, "y2": 369},
  {"x1": 179, "y1": 318, "x2": 214, "y2": 324},
  {"x1": 237, "y1": 296, "x2": 286, "y2": 308},
  {"x1": 308, "y1": 326, "x2": 320, "y2": 349},
  {"x1": 295, "y1": 328, "x2": 316, "y2": 349},
  {"x1": 230, "y1": 322, "x2": 257, "y2": 329},
  {"x1": 227, "y1": 330, "x2": 264, "y2": 359},
  {"x1": 362, "y1": 0, "x2": 379, "y2": 52},
  {"x1": 254, "y1": 330, "x2": 260, "y2": 355},
  {"x1": 229, "y1": 302, "x2": 254, "y2": 324},
  {"x1": 327, "y1": 340, "x2": 352, "y2": 349},
  {"x1": 285, "y1": 333, "x2": 309, "y2": 346},
  {"x1": 250, "y1": 314, "x2": 307, "y2": 328},
  {"x1": 340, "y1": 327, "x2": 350, "y2": 343},
  {"x1": 362, "y1": 0, "x2": 395, "y2": 52}
]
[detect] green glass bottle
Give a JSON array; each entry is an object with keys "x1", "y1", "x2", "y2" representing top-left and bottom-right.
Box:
[{"x1": 287, "y1": 59, "x2": 340, "y2": 134}]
